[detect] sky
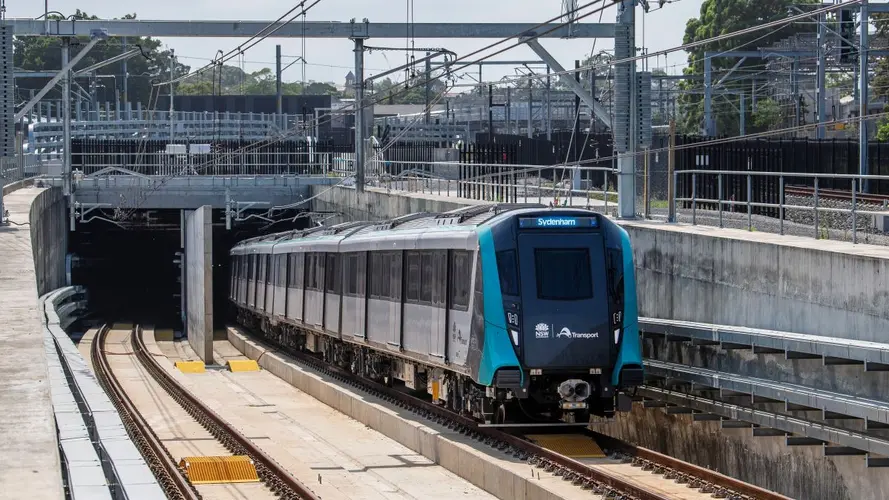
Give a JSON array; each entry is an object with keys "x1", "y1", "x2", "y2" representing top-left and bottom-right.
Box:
[{"x1": 10, "y1": 0, "x2": 704, "y2": 89}]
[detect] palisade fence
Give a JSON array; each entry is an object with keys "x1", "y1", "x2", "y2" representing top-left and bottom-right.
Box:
[{"x1": 674, "y1": 137, "x2": 889, "y2": 218}]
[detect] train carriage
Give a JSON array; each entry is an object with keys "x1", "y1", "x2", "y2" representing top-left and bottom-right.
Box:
[{"x1": 230, "y1": 204, "x2": 643, "y2": 424}]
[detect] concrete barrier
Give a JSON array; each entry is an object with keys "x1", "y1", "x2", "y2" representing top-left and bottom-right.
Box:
[{"x1": 227, "y1": 327, "x2": 591, "y2": 500}]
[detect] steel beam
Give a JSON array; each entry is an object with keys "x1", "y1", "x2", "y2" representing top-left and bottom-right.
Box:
[
  {"x1": 522, "y1": 38, "x2": 611, "y2": 129},
  {"x1": 73, "y1": 48, "x2": 140, "y2": 77},
  {"x1": 15, "y1": 36, "x2": 103, "y2": 122},
  {"x1": 9, "y1": 19, "x2": 616, "y2": 39},
  {"x1": 860, "y1": 0, "x2": 870, "y2": 192}
]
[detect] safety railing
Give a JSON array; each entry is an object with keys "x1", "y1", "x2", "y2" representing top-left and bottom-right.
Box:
[
  {"x1": 1, "y1": 154, "x2": 44, "y2": 188},
  {"x1": 673, "y1": 169, "x2": 889, "y2": 244},
  {"x1": 364, "y1": 159, "x2": 619, "y2": 207}
]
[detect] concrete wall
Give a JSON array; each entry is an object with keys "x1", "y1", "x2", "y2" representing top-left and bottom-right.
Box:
[
  {"x1": 311, "y1": 185, "x2": 477, "y2": 224},
  {"x1": 621, "y1": 222, "x2": 889, "y2": 343},
  {"x1": 184, "y1": 206, "x2": 213, "y2": 363},
  {"x1": 592, "y1": 403, "x2": 887, "y2": 500},
  {"x1": 28, "y1": 187, "x2": 67, "y2": 296}
]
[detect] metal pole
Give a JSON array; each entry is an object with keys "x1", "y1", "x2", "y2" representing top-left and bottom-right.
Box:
[
  {"x1": 122, "y1": 37, "x2": 128, "y2": 111},
  {"x1": 62, "y1": 38, "x2": 71, "y2": 197},
  {"x1": 616, "y1": 0, "x2": 636, "y2": 219},
  {"x1": 169, "y1": 49, "x2": 175, "y2": 141},
  {"x1": 353, "y1": 38, "x2": 365, "y2": 192},
  {"x1": 704, "y1": 55, "x2": 712, "y2": 136},
  {"x1": 425, "y1": 52, "x2": 431, "y2": 124},
  {"x1": 546, "y1": 66, "x2": 552, "y2": 141},
  {"x1": 667, "y1": 119, "x2": 676, "y2": 222},
  {"x1": 739, "y1": 92, "x2": 745, "y2": 136},
  {"x1": 276, "y1": 44, "x2": 283, "y2": 124},
  {"x1": 859, "y1": 0, "x2": 869, "y2": 193},
  {"x1": 643, "y1": 148, "x2": 650, "y2": 219},
  {"x1": 528, "y1": 77, "x2": 533, "y2": 139},
  {"x1": 488, "y1": 84, "x2": 494, "y2": 136},
  {"x1": 792, "y1": 58, "x2": 800, "y2": 128},
  {"x1": 816, "y1": 12, "x2": 826, "y2": 139}
]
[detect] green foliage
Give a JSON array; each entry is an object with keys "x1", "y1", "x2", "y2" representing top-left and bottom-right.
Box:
[
  {"x1": 14, "y1": 10, "x2": 189, "y2": 106},
  {"x1": 677, "y1": 0, "x2": 817, "y2": 136},
  {"x1": 752, "y1": 98, "x2": 782, "y2": 130}
]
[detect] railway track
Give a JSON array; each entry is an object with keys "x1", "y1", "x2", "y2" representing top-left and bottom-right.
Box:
[
  {"x1": 246, "y1": 327, "x2": 788, "y2": 500},
  {"x1": 785, "y1": 185, "x2": 889, "y2": 205},
  {"x1": 92, "y1": 324, "x2": 320, "y2": 500}
]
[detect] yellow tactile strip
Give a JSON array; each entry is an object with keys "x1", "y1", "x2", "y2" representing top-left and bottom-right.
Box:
[{"x1": 525, "y1": 434, "x2": 606, "y2": 458}]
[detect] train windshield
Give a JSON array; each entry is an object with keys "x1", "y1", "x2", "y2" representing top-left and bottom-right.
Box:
[{"x1": 534, "y1": 249, "x2": 593, "y2": 300}]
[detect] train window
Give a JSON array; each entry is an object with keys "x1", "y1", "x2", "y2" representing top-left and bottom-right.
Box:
[
  {"x1": 432, "y1": 251, "x2": 447, "y2": 306},
  {"x1": 534, "y1": 249, "x2": 593, "y2": 300},
  {"x1": 406, "y1": 251, "x2": 421, "y2": 303},
  {"x1": 248, "y1": 255, "x2": 256, "y2": 280},
  {"x1": 305, "y1": 254, "x2": 316, "y2": 291},
  {"x1": 449, "y1": 250, "x2": 471, "y2": 311},
  {"x1": 343, "y1": 253, "x2": 356, "y2": 296},
  {"x1": 264, "y1": 255, "x2": 272, "y2": 283},
  {"x1": 368, "y1": 252, "x2": 381, "y2": 298},
  {"x1": 325, "y1": 253, "x2": 341, "y2": 294},
  {"x1": 288, "y1": 253, "x2": 303, "y2": 288},
  {"x1": 420, "y1": 252, "x2": 434, "y2": 303},
  {"x1": 496, "y1": 250, "x2": 520, "y2": 296},
  {"x1": 276, "y1": 255, "x2": 288, "y2": 286},
  {"x1": 357, "y1": 252, "x2": 367, "y2": 298},
  {"x1": 390, "y1": 251, "x2": 403, "y2": 301}
]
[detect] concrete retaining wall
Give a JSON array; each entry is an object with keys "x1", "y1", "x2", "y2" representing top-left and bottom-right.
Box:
[
  {"x1": 184, "y1": 206, "x2": 213, "y2": 363},
  {"x1": 28, "y1": 187, "x2": 67, "y2": 296},
  {"x1": 311, "y1": 185, "x2": 478, "y2": 224},
  {"x1": 620, "y1": 222, "x2": 889, "y2": 343},
  {"x1": 592, "y1": 402, "x2": 888, "y2": 500}
]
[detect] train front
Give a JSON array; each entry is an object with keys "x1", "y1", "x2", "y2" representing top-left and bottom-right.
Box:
[{"x1": 487, "y1": 209, "x2": 643, "y2": 421}]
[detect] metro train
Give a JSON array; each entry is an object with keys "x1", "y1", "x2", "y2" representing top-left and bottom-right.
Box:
[{"x1": 229, "y1": 204, "x2": 643, "y2": 424}]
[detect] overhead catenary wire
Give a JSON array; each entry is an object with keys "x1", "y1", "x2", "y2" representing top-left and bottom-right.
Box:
[
  {"x1": 115, "y1": 0, "x2": 852, "y2": 214},
  {"x1": 154, "y1": 0, "x2": 325, "y2": 87}
]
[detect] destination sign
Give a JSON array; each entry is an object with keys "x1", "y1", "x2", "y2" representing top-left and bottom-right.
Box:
[{"x1": 518, "y1": 216, "x2": 598, "y2": 229}]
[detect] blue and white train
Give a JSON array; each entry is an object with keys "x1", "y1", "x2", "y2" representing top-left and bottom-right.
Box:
[{"x1": 229, "y1": 204, "x2": 643, "y2": 424}]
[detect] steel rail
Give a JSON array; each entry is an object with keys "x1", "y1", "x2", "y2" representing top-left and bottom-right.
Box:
[
  {"x1": 784, "y1": 185, "x2": 889, "y2": 205},
  {"x1": 240, "y1": 321, "x2": 769, "y2": 500},
  {"x1": 589, "y1": 431, "x2": 792, "y2": 500},
  {"x1": 91, "y1": 324, "x2": 201, "y2": 500},
  {"x1": 129, "y1": 325, "x2": 321, "y2": 500}
]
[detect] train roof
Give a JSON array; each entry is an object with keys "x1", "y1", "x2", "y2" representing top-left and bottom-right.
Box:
[{"x1": 231, "y1": 203, "x2": 605, "y2": 254}]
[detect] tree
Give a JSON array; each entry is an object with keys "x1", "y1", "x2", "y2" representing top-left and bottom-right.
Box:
[
  {"x1": 370, "y1": 76, "x2": 446, "y2": 105},
  {"x1": 752, "y1": 98, "x2": 783, "y2": 130},
  {"x1": 677, "y1": 0, "x2": 817, "y2": 136},
  {"x1": 14, "y1": 10, "x2": 190, "y2": 106}
]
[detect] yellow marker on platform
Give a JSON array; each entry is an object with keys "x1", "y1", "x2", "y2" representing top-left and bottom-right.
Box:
[
  {"x1": 175, "y1": 360, "x2": 206, "y2": 373},
  {"x1": 227, "y1": 359, "x2": 260, "y2": 372},
  {"x1": 525, "y1": 434, "x2": 606, "y2": 458},
  {"x1": 154, "y1": 329, "x2": 175, "y2": 341},
  {"x1": 178, "y1": 456, "x2": 259, "y2": 484}
]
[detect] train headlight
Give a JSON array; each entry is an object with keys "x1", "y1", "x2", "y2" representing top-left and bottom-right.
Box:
[{"x1": 510, "y1": 329, "x2": 520, "y2": 346}]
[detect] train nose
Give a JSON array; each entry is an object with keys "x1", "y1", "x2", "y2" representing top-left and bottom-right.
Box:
[{"x1": 557, "y1": 379, "x2": 591, "y2": 402}]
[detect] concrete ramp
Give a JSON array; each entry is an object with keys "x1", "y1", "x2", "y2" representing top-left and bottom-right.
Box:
[{"x1": 184, "y1": 205, "x2": 213, "y2": 363}]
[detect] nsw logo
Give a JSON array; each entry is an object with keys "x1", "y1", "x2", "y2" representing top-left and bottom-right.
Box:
[{"x1": 535, "y1": 323, "x2": 550, "y2": 339}]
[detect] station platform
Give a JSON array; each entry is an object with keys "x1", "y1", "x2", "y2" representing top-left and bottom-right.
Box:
[{"x1": 0, "y1": 187, "x2": 65, "y2": 499}]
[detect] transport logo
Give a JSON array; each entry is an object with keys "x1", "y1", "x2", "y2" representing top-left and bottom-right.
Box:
[
  {"x1": 557, "y1": 327, "x2": 600, "y2": 339},
  {"x1": 535, "y1": 323, "x2": 550, "y2": 339}
]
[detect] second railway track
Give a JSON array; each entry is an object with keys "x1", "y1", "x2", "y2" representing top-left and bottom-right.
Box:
[{"x1": 91, "y1": 323, "x2": 320, "y2": 500}]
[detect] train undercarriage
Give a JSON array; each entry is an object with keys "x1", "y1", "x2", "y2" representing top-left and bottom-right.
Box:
[{"x1": 236, "y1": 307, "x2": 623, "y2": 425}]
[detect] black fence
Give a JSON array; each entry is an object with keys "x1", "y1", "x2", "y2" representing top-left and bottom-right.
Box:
[{"x1": 674, "y1": 137, "x2": 889, "y2": 217}]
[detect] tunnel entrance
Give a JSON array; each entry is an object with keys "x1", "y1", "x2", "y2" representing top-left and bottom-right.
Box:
[{"x1": 69, "y1": 208, "x2": 312, "y2": 331}]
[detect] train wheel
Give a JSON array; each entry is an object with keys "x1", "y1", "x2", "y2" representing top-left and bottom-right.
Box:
[{"x1": 493, "y1": 402, "x2": 507, "y2": 425}]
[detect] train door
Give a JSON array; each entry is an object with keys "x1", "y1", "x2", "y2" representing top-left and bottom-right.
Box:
[{"x1": 516, "y1": 230, "x2": 611, "y2": 369}]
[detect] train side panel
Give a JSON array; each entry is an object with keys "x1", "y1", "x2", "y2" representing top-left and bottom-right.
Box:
[{"x1": 611, "y1": 226, "x2": 643, "y2": 387}]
